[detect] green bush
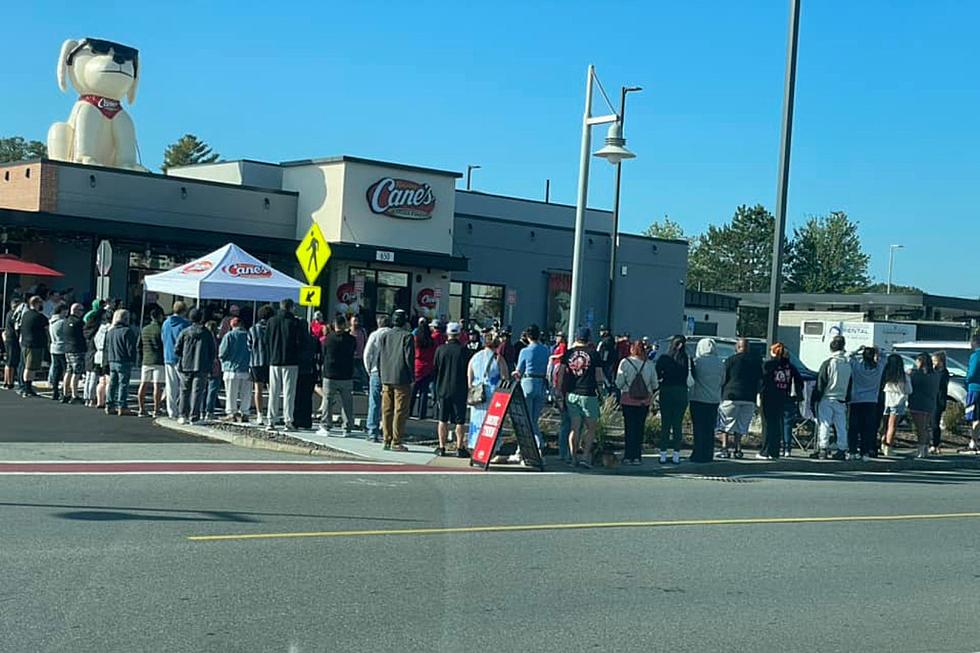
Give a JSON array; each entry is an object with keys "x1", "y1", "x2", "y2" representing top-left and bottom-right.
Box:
[{"x1": 943, "y1": 400, "x2": 965, "y2": 435}]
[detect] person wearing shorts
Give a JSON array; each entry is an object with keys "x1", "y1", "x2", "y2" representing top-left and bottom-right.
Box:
[
  {"x1": 716, "y1": 338, "x2": 763, "y2": 458},
  {"x1": 19, "y1": 296, "x2": 49, "y2": 397},
  {"x1": 562, "y1": 328, "x2": 605, "y2": 469},
  {"x1": 137, "y1": 307, "x2": 166, "y2": 417},
  {"x1": 432, "y1": 322, "x2": 470, "y2": 457}
]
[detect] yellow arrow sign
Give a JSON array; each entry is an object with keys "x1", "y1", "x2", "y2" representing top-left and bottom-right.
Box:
[
  {"x1": 296, "y1": 223, "x2": 331, "y2": 285},
  {"x1": 299, "y1": 285, "x2": 322, "y2": 307}
]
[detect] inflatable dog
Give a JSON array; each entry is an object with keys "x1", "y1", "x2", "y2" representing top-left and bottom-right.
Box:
[{"x1": 47, "y1": 37, "x2": 146, "y2": 170}]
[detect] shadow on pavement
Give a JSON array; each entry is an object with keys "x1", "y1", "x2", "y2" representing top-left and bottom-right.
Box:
[
  {"x1": 668, "y1": 467, "x2": 980, "y2": 486},
  {"x1": 54, "y1": 510, "x2": 257, "y2": 523}
]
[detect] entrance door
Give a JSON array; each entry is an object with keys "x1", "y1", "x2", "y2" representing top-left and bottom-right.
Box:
[{"x1": 348, "y1": 268, "x2": 411, "y2": 328}]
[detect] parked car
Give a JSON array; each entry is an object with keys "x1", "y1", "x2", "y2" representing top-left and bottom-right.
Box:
[{"x1": 893, "y1": 341, "x2": 972, "y2": 369}]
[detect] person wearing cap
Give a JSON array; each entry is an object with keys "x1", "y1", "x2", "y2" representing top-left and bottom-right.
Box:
[
  {"x1": 433, "y1": 322, "x2": 470, "y2": 457},
  {"x1": 561, "y1": 327, "x2": 606, "y2": 469},
  {"x1": 62, "y1": 302, "x2": 87, "y2": 403},
  {"x1": 514, "y1": 324, "x2": 550, "y2": 453},
  {"x1": 596, "y1": 325, "x2": 618, "y2": 396},
  {"x1": 310, "y1": 310, "x2": 329, "y2": 344},
  {"x1": 375, "y1": 309, "x2": 415, "y2": 451}
]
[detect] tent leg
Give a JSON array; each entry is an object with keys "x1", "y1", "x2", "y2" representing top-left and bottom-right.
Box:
[
  {"x1": 1, "y1": 272, "x2": 7, "y2": 329},
  {"x1": 139, "y1": 284, "x2": 146, "y2": 328},
  {"x1": 252, "y1": 301, "x2": 257, "y2": 326}
]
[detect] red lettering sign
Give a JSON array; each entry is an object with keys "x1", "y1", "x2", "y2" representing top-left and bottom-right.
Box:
[
  {"x1": 416, "y1": 287, "x2": 437, "y2": 310},
  {"x1": 222, "y1": 263, "x2": 272, "y2": 278},
  {"x1": 336, "y1": 282, "x2": 357, "y2": 304},
  {"x1": 180, "y1": 260, "x2": 213, "y2": 275},
  {"x1": 366, "y1": 177, "x2": 436, "y2": 219},
  {"x1": 470, "y1": 390, "x2": 514, "y2": 467}
]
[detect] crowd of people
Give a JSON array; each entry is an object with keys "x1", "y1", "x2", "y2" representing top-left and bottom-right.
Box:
[{"x1": 3, "y1": 286, "x2": 979, "y2": 465}]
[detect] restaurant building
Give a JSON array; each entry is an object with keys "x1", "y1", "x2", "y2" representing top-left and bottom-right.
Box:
[{"x1": 0, "y1": 155, "x2": 687, "y2": 338}]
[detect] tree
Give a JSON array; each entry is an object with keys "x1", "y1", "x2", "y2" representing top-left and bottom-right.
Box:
[
  {"x1": 864, "y1": 282, "x2": 923, "y2": 294},
  {"x1": 784, "y1": 211, "x2": 870, "y2": 293},
  {"x1": 161, "y1": 134, "x2": 220, "y2": 171},
  {"x1": 643, "y1": 216, "x2": 686, "y2": 240},
  {"x1": 688, "y1": 204, "x2": 775, "y2": 293},
  {"x1": 0, "y1": 136, "x2": 46, "y2": 163}
]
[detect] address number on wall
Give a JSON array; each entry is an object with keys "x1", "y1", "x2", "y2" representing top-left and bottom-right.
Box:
[{"x1": 375, "y1": 250, "x2": 395, "y2": 263}]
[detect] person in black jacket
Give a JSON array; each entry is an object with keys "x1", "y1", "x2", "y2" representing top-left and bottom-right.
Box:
[
  {"x1": 930, "y1": 352, "x2": 951, "y2": 454},
  {"x1": 318, "y1": 316, "x2": 357, "y2": 436},
  {"x1": 760, "y1": 343, "x2": 803, "y2": 460},
  {"x1": 18, "y1": 296, "x2": 48, "y2": 397},
  {"x1": 105, "y1": 309, "x2": 138, "y2": 415},
  {"x1": 716, "y1": 338, "x2": 763, "y2": 459},
  {"x1": 265, "y1": 299, "x2": 302, "y2": 430},
  {"x1": 62, "y1": 303, "x2": 87, "y2": 403},
  {"x1": 655, "y1": 335, "x2": 690, "y2": 465},
  {"x1": 174, "y1": 308, "x2": 215, "y2": 424},
  {"x1": 293, "y1": 319, "x2": 320, "y2": 430}
]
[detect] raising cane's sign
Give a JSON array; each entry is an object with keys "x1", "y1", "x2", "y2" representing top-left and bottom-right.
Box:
[
  {"x1": 416, "y1": 288, "x2": 438, "y2": 310},
  {"x1": 366, "y1": 177, "x2": 436, "y2": 220},
  {"x1": 222, "y1": 263, "x2": 272, "y2": 279}
]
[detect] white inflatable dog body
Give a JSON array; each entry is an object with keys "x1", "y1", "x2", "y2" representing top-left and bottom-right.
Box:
[{"x1": 47, "y1": 38, "x2": 146, "y2": 171}]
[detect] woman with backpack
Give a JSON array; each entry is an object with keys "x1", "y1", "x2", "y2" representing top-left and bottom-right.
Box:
[
  {"x1": 689, "y1": 338, "x2": 724, "y2": 462},
  {"x1": 615, "y1": 340, "x2": 659, "y2": 465}
]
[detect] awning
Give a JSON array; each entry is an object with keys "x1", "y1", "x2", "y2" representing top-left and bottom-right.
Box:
[{"x1": 0, "y1": 254, "x2": 63, "y2": 277}]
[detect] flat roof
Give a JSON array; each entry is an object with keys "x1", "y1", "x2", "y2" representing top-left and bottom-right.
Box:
[{"x1": 279, "y1": 155, "x2": 462, "y2": 179}]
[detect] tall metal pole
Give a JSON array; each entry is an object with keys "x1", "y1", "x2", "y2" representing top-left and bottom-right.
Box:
[
  {"x1": 567, "y1": 66, "x2": 595, "y2": 343},
  {"x1": 765, "y1": 0, "x2": 801, "y2": 346},
  {"x1": 607, "y1": 86, "x2": 637, "y2": 333},
  {"x1": 465, "y1": 165, "x2": 480, "y2": 191}
]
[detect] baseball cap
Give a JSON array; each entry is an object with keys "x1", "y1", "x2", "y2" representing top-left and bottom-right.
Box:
[
  {"x1": 575, "y1": 327, "x2": 591, "y2": 342},
  {"x1": 392, "y1": 309, "x2": 408, "y2": 327},
  {"x1": 446, "y1": 322, "x2": 461, "y2": 335}
]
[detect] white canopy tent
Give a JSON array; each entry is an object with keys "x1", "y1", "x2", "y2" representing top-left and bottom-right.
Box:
[{"x1": 141, "y1": 244, "x2": 304, "y2": 324}]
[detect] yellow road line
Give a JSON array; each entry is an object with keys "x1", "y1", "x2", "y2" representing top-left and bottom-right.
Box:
[{"x1": 187, "y1": 511, "x2": 980, "y2": 542}]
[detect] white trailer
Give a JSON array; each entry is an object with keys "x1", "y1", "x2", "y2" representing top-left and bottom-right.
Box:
[{"x1": 799, "y1": 320, "x2": 917, "y2": 372}]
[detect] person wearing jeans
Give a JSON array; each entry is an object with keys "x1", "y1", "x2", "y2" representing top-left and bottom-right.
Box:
[
  {"x1": 47, "y1": 303, "x2": 67, "y2": 401},
  {"x1": 161, "y1": 302, "x2": 189, "y2": 419},
  {"x1": 655, "y1": 335, "x2": 690, "y2": 465},
  {"x1": 362, "y1": 315, "x2": 390, "y2": 442},
  {"x1": 104, "y1": 309, "x2": 138, "y2": 415},
  {"x1": 514, "y1": 324, "x2": 551, "y2": 452},
  {"x1": 318, "y1": 316, "x2": 356, "y2": 436},
  {"x1": 811, "y1": 335, "x2": 852, "y2": 460},
  {"x1": 265, "y1": 299, "x2": 302, "y2": 430},
  {"x1": 174, "y1": 308, "x2": 215, "y2": 424},
  {"x1": 615, "y1": 340, "x2": 659, "y2": 464}
]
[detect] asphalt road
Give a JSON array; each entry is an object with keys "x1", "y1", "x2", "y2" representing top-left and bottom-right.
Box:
[{"x1": 3, "y1": 467, "x2": 980, "y2": 652}]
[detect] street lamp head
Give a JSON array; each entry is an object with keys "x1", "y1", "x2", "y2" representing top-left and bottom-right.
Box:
[{"x1": 593, "y1": 120, "x2": 635, "y2": 165}]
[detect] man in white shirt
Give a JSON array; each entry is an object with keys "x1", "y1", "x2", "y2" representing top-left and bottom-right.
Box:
[{"x1": 361, "y1": 314, "x2": 391, "y2": 443}]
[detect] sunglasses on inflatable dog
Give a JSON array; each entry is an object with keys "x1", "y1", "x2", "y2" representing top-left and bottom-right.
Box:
[{"x1": 66, "y1": 38, "x2": 139, "y2": 69}]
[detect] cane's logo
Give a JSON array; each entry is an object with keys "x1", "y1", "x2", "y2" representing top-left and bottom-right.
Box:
[
  {"x1": 367, "y1": 177, "x2": 436, "y2": 219},
  {"x1": 416, "y1": 288, "x2": 437, "y2": 310},
  {"x1": 336, "y1": 282, "x2": 358, "y2": 304},
  {"x1": 180, "y1": 260, "x2": 213, "y2": 275},
  {"x1": 222, "y1": 263, "x2": 272, "y2": 278}
]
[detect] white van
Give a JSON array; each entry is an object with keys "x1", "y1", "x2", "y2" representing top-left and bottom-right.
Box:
[{"x1": 799, "y1": 321, "x2": 916, "y2": 372}]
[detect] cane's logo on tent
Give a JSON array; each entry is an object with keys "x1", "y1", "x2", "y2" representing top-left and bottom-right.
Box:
[
  {"x1": 223, "y1": 263, "x2": 272, "y2": 279},
  {"x1": 366, "y1": 177, "x2": 436, "y2": 219},
  {"x1": 180, "y1": 260, "x2": 213, "y2": 275}
]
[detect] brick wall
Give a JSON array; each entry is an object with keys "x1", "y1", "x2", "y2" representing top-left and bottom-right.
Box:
[{"x1": 0, "y1": 162, "x2": 58, "y2": 212}]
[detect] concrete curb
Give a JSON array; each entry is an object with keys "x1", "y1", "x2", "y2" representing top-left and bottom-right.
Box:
[{"x1": 154, "y1": 418, "x2": 357, "y2": 459}]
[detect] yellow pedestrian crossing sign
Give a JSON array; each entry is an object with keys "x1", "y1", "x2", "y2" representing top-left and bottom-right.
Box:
[
  {"x1": 299, "y1": 285, "x2": 322, "y2": 307},
  {"x1": 296, "y1": 223, "x2": 331, "y2": 284}
]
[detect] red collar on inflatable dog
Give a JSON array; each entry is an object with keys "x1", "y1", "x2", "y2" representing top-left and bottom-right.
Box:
[{"x1": 79, "y1": 94, "x2": 123, "y2": 119}]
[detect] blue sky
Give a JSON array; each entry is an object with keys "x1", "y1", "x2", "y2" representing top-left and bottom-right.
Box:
[{"x1": 4, "y1": 1, "x2": 978, "y2": 296}]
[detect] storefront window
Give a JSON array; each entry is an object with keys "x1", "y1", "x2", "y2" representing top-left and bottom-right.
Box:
[
  {"x1": 449, "y1": 282, "x2": 464, "y2": 322},
  {"x1": 467, "y1": 283, "x2": 503, "y2": 328}
]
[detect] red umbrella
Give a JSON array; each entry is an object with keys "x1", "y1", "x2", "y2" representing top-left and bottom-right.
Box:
[{"x1": 0, "y1": 254, "x2": 63, "y2": 277}]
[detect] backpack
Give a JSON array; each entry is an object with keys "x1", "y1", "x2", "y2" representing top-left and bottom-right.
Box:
[{"x1": 627, "y1": 359, "x2": 649, "y2": 400}]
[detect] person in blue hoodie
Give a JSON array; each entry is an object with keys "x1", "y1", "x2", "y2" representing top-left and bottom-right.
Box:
[
  {"x1": 219, "y1": 317, "x2": 252, "y2": 422},
  {"x1": 161, "y1": 301, "x2": 190, "y2": 419},
  {"x1": 966, "y1": 334, "x2": 980, "y2": 453}
]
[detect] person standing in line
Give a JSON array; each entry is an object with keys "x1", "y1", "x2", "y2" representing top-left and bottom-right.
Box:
[
  {"x1": 411, "y1": 317, "x2": 437, "y2": 420},
  {"x1": 848, "y1": 346, "x2": 885, "y2": 460},
  {"x1": 174, "y1": 308, "x2": 215, "y2": 425},
  {"x1": 561, "y1": 327, "x2": 604, "y2": 469},
  {"x1": 496, "y1": 327, "x2": 517, "y2": 370},
  {"x1": 362, "y1": 314, "x2": 390, "y2": 443},
  {"x1": 104, "y1": 309, "x2": 138, "y2": 416},
  {"x1": 810, "y1": 335, "x2": 853, "y2": 461},
  {"x1": 203, "y1": 321, "x2": 223, "y2": 420},
  {"x1": 688, "y1": 338, "x2": 723, "y2": 463},
  {"x1": 62, "y1": 303, "x2": 87, "y2": 403},
  {"x1": 615, "y1": 340, "x2": 658, "y2": 464},
  {"x1": 217, "y1": 304, "x2": 241, "y2": 341},
  {"x1": 93, "y1": 312, "x2": 113, "y2": 409},
  {"x1": 760, "y1": 343, "x2": 803, "y2": 460},
  {"x1": 716, "y1": 337, "x2": 762, "y2": 459},
  {"x1": 218, "y1": 316, "x2": 252, "y2": 422},
  {"x1": 248, "y1": 305, "x2": 273, "y2": 425},
  {"x1": 514, "y1": 324, "x2": 552, "y2": 453},
  {"x1": 265, "y1": 299, "x2": 302, "y2": 431},
  {"x1": 136, "y1": 307, "x2": 165, "y2": 417},
  {"x1": 2, "y1": 298, "x2": 23, "y2": 390},
  {"x1": 467, "y1": 328, "x2": 509, "y2": 452},
  {"x1": 930, "y1": 352, "x2": 950, "y2": 454},
  {"x1": 547, "y1": 332, "x2": 567, "y2": 387},
  {"x1": 881, "y1": 353, "x2": 911, "y2": 456},
  {"x1": 656, "y1": 335, "x2": 690, "y2": 465},
  {"x1": 47, "y1": 303, "x2": 68, "y2": 401},
  {"x1": 18, "y1": 296, "x2": 49, "y2": 398},
  {"x1": 376, "y1": 309, "x2": 415, "y2": 452},
  {"x1": 161, "y1": 301, "x2": 190, "y2": 419},
  {"x1": 908, "y1": 353, "x2": 940, "y2": 459},
  {"x1": 293, "y1": 319, "x2": 320, "y2": 430},
  {"x1": 966, "y1": 335, "x2": 980, "y2": 454},
  {"x1": 82, "y1": 306, "x2": 102, "y2": 406},
  {"x1": 318, "y1": 316, "x2": 357, "y2": 436},
  {"x1": 432, "y1": 322, "x2": 470, "y2": 457},
  {"x1": 310, "y1": 311, "x2": 329, "y2": 344},
  {"x1": 350, "y1": 314, "x2": 368, "y2": 392},
  {"x1": 596, "y1": 325, "x2": 618, "y2": 394}
]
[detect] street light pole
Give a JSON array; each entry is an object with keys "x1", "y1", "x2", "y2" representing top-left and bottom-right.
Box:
[
  {"x1": 886, "y1": 244, "x2": 904, "y2": 295},
  {"x1": 766, "y1": 0, "x2": 802, "y2": 346},
  {"x1": 606, "y1": 86, "x2": 641, "y2": 334},
  {"x1": 465, "y1": 165, "x2": 480, "y2": 191}
]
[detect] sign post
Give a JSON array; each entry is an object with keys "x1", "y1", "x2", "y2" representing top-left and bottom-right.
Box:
[
  {"x1": 295, "y1": 224, "x2": 331, "y2": 317},
  {"x1": 95, "y1": 239, "x2": 112, "y2": 299},
  {"x1": 470, "y1": 380, "x2": 544, "y2": 471},
  {"x1": 506, "y1": 288, "x2": 517, "y2": 327}
]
